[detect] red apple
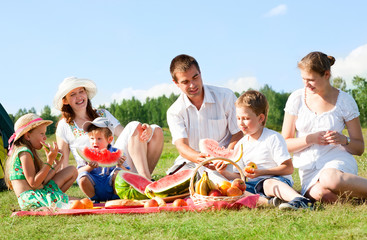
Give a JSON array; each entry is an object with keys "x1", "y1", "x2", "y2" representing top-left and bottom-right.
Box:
[
  {"x1": 172, "y1": 199, "x2": 188, "y2": 207},
  {"x1": 232, "y1": 178, "x2": 246, "y2": 192},
  {"x1": 144, "y1": 199, "x2": 159, "y2": 208},
  {"x1": 208, "y1": 189, "x2": 224, "y2": 197}
]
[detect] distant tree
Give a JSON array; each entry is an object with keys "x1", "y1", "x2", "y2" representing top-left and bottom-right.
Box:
[
  {"x1": 350, "y1": 75, "x2": 367, "y2": 127},
  {"x1": 332, "y1": 77, "x2": 347, "y2": 91},
  {"x1": 13, "y1": 108, "x2": 37, "y2": 122},
  {"x1": 260, "y1": 85, "x2": 290, "y2": 131},
  {"x1": 40, "y1": 105, "x2": 58, "y2": 135}
]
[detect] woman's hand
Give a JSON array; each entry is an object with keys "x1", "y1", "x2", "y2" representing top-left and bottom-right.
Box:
[
  {"x1": 139, "y1": 123, "x2": 153, "y2": 142},
  {"x1": 306, "y1": 131, "x2": 329, "y2": 145},
  {"x1": 323, "y1": 130, "x2": 346, "y2": 145}
]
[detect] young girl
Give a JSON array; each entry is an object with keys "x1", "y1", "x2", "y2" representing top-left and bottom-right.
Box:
[
  {"x1": 282, "y1": 51, "x2": 366, "y2": 203},
  {"x1": 5, "y1": 113, "x2": 77, "y2": 210}
]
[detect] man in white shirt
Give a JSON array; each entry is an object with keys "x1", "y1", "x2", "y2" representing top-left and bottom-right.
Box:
[{"x1": 166, "y1": 54, "x2": 243, "y2": 183}]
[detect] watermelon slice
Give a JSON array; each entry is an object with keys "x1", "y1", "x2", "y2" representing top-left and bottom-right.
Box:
[
  {"x1": 41, "y1": 142, "x2": 63, "y2": 161},
  {"x1": 115, "y1": 171, "x2": 151, "y2": 200},
  {"x1": 145, "y1": 169, "x2": 193, "y2": 199},
  {"x1": 199, "y1": 138, "x2": 243, "y2": 163},
  {"x1": 76, "y1": 147, "x2": 122, "y2": 167}
]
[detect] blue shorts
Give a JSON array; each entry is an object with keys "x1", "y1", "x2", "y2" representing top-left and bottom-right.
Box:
[
  {"x1": 77, "y1": 167, "x2": 120, "y2": 202},
  {"x1": 245, "y1": 176, "x2": 293, "y2": 198}
]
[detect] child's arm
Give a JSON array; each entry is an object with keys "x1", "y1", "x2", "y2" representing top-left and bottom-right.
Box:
[
  {"x1": 213, "y1": 161, "x2": 241, "y2": 180},
  {"x1": 245, "y1": 159, "x2": 294, "y2": 179},
  {"x1": 77, "y1": 162, "x2": 99, "y2": 174},
  {"x1": 21, "y1": 144, "x2": 59, "y2": 189}
]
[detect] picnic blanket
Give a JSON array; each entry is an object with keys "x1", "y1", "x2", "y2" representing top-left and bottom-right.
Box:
[{"x1": 11, "y1": 194, "x2": 259, "y2": 217}]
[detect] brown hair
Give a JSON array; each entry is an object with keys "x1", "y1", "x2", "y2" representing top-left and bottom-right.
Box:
[
  {"x1": 298, "y1": 51, "x2": 335, "y2": 76},
  {"x1": 86, "y1": 125, "x2": 113, "y2": 139},
  {"x1": 61, "y1": 98, "x2": 99, "y2": 124},
  {"x1": 235, "y1": 90, "x2": 269, "y2": 126},
  {"x1": 5, "y1": 131, "x2": 43, "y2": 190},
  {"x1": 170, "y1": 54, "x2": 201, "y2": 82}
]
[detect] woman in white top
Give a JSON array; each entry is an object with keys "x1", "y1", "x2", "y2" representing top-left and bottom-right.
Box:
[
  {"x1": 54, "y1": 77, "x2": 164, "y2": 184},
  {"x1": 282, "y1": 51, "x2": 366, "y2": 203}
]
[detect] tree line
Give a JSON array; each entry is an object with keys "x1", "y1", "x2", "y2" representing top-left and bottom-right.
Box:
[{"x1": 8, "y1": 75, "x2": 367, "y2": 135}]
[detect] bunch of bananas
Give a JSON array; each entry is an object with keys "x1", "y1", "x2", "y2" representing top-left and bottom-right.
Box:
[{"x1": 194, "y1": 171, "x2": 218, "y2": 196}]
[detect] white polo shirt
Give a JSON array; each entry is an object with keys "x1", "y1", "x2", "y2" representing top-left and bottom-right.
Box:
[{"x1": 167, "y1": 84, "x2": 240, "y2": 166}]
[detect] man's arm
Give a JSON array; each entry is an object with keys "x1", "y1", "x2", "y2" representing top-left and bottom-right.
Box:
[{"x1": 174, "y1": 138, "x2": 208, "y2": 164}]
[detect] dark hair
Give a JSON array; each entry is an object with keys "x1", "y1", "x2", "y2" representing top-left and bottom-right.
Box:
[
  {"x1": 61, "y1": 98, "x2": 99, "y2": 124},
  {"x1": 298, "y1": 51, "x2": 335, "y2": 76},
  {"x1": 235, "y1": 90, "x2": 269, "y2": 126},
  {"x1": 170, "y1": 54, "x2": 201, "y2": 82}
]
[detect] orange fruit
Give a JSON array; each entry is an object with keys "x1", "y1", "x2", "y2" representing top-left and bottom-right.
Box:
[
  {"x1": 80, "y1": 198, "x2": 94, "y2": 209},
  {"x1": 172, "y1": 199, "x2": 188, "y2": 207},
  {"x1": 226, "y1": 186, "x2": 243, "y2": 196},
  {"x1": 69, "y1": 200, "x2": 85, "y2": 209},
  {"x1": 219, "y1": 181, "x2": 232, "y2": 196}
]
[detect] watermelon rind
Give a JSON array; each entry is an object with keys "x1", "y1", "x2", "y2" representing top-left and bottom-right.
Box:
[
  {"x1": 76, "y1": 147, "x2": 121, "y2": 167},
  {"x1": 115, "y1": 171, "x2": 151, "y2": 200},
  {"x1": 145, "y1": 169, "x2": 193, "y2": 198}
]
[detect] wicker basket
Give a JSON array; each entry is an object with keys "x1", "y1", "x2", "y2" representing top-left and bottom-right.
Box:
[{"x1": 189, "y1": 157, "x2": 246, "y2": 205}]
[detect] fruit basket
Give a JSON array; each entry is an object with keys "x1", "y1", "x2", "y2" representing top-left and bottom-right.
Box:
[{"x1": 189, "y1": 157, "x2": 246, "y2": 205}]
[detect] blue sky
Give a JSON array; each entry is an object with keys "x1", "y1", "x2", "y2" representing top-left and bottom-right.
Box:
[{"x1": 1, "y1": 1, "x2": 367, "y2": 115}]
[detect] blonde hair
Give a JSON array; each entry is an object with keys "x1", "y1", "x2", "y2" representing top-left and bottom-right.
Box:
[
  {"x1": 298, "y1": 51, "x2": 335, "y2": 77},
  {"x1": 235, "y1": 90, "x2": 269, "y2": 126}
]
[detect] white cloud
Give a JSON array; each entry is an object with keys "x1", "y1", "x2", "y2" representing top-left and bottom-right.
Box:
[
  {"x1": 264, "y1": 4, "x2": 287, "y2": 17},
  {"x1": 223, "y1": 76, "x2": 260, "y2": 93},
  {"x1": 333, "y1": 44, "x2": 367, "y2": 86}
]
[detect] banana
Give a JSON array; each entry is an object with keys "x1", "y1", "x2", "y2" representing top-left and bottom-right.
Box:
[
  {"x1": 199, "y1": 171, "x2": 210, "y2": 195},
  {"x1": 195, "y1": 178, "x2": 203, "y2": 194},
  {"x1": 208, "y1": 179, "x2": 218, "y2": 191}
]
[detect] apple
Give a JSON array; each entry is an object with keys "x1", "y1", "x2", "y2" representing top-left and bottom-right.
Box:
[
  {"x1": 172, "y1": 199, "x2": 188, "y2": 207},
  {"x1": 144, "y1": 199, "x2": 159, "y2": 208},
  {"x1": 232, "y1": 178, "x2": 246, "y2": 192},
  {"x1": 208, "y1": 189, "x2": 223, "y2": 197}
]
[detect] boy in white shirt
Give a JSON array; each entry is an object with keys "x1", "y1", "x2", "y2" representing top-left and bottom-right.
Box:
[{"x1": 215, "y1": 90, "x2": 313, "y2": 210}]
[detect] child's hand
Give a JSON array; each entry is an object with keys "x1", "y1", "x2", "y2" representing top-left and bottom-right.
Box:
[
  {"x1": 43, "y1": 142, "x2": 59, "y2": 164},
  {"x1": 243, "y1": 168, "x2": 261, "y2": 179},
  {"x1": 213, "y1": 161, "x2": 227, "y2": 173},
  {"x1": 88, "y1": 161, "x2": 99, "y2": 168},
  {"x1": 117, "y1": 155, "x2": 127, "y2": 168},
  {"x1": 139, "y1": 123, "x2": 152, "y2": 142}
]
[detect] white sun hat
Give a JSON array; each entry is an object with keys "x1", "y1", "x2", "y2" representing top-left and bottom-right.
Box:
[
  {"x1": 53, "y1": 76, "x2": 97, "y2": 111},
  {"x1": 82, "y1": 117, "x2": 115, "y2": 135}
]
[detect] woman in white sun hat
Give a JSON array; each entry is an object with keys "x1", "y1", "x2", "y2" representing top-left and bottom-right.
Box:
[{"x1": 54, "y1": 77, "x2": 164, "y2": 187}]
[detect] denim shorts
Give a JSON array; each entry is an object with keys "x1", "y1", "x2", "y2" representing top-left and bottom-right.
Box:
[
  {"x1": 77, "y1": 168, "x2": 120, "y2": 202},
  {"x1": 245, "y1": 176, "x2": 293, "y2": 198}
]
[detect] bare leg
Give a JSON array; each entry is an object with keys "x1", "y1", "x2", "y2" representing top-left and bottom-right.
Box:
[
  {"x1": 128, "y1": 127, "x2": 151, "y2": 179},
  {"x1": 263, "y1": 178, "x2": 303, "y2": 202},
  {"x1": 53, "y1": 166, "x2": 78, "y2": 192},
  {"x1": 147, "y1": 127, "x2": 164, "y2": 173},
  {"x1": 306, "y1": 168, "x2": 367, "y2": 203},
  {"x1": 76, "y1": 176, "x2": 95, "y2": 198}
]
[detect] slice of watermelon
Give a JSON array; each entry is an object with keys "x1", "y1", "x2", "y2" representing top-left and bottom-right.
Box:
[
  {"x1": 115, "y1": 171, "x2": 151, "y2": 200},
  {"x1": 76, "y1": 147, "x2": 122, "y2": 167},
  {"x1": 145, "y1": 169, "x2": 193, "y2": 198},
  {"x1": 199, "y1": 138, "x2": 243, "y2": 163}
]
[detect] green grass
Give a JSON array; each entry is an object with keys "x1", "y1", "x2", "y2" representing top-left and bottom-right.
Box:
[{"x1": 1, "y1": 128, "x2": 367, "y2": 239}]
